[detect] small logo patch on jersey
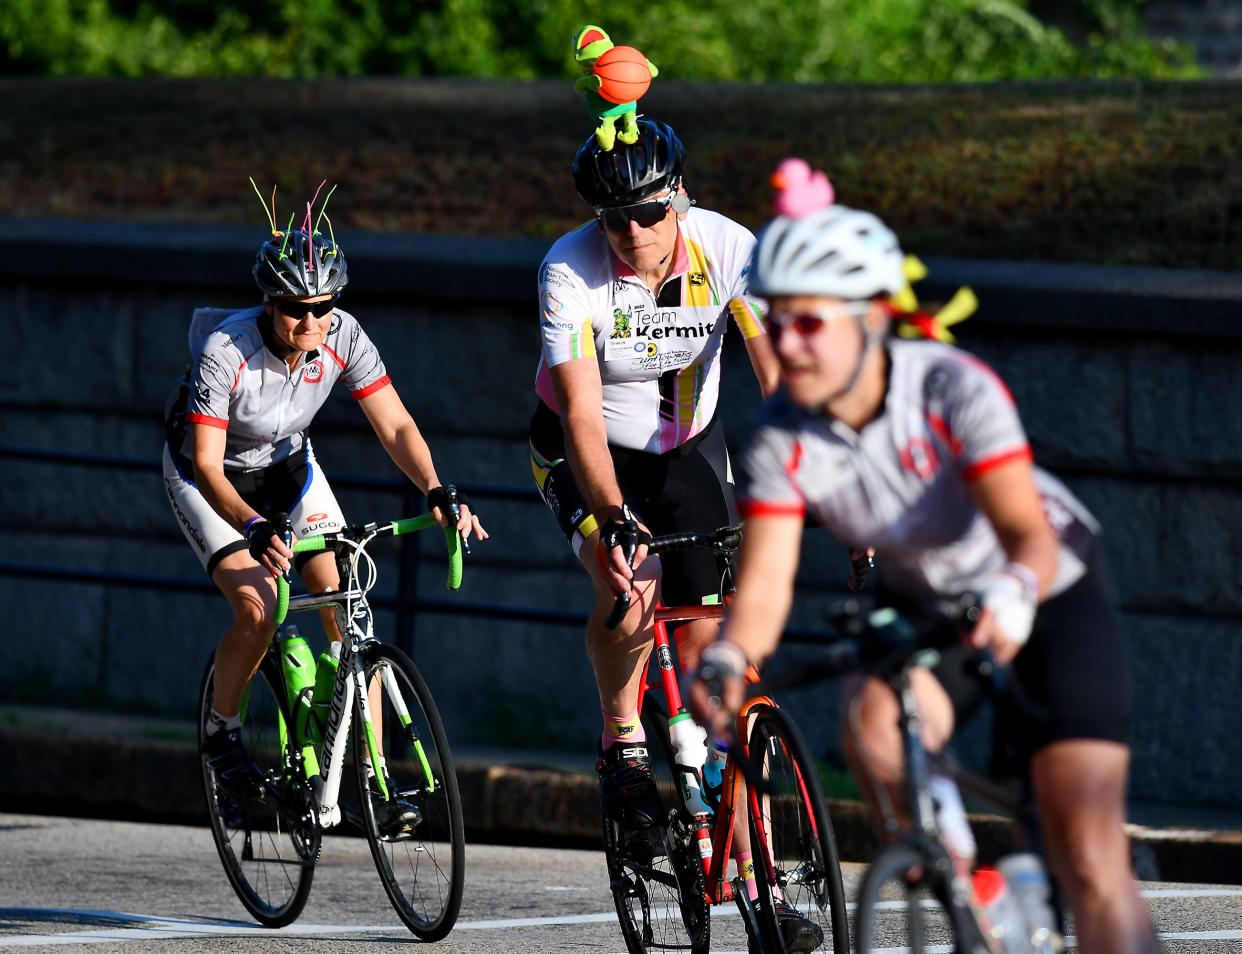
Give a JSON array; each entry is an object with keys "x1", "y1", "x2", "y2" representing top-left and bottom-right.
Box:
[
  {"x1": 611, "y1": 308, "x2": 631, "y2": 339},
  {"x1": 689, "y1": 272, "x2": 706, "y2": 286},
  {"x1": 303, "y1": 359, "x2": 325, "y2": 384}
]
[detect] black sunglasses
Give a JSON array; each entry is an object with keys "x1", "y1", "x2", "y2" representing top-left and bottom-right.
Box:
[
  {"x1": 596, "y1": 195, "x2": 674, "y2": 232},
  {"x1": 273, "y1": 296, "x2": 338, "y2": 319}
]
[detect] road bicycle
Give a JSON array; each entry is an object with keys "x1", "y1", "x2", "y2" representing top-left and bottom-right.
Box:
[
  {"x1": 783, "y1": 597, "x2": 1065, "y2": 954},
  {"x1": 197, "y1": 499, "x2": 467, "y2": 940},
  {"x1": 603, "y1": 524, "x2": 851, "y2": 954}
]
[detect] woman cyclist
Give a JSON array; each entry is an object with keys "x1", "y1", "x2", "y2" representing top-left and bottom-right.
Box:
[
  {"x1": 163, "y1": 221, "x2": 485, "y2": 805},
  {"x1": 692, "y1": 162, "x2": 1156, "y2": 953}
]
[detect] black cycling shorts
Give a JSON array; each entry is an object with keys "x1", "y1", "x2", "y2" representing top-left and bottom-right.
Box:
[
  {"x1": 528, "y1": 400, "x2": 739, "y2": 606},
  {"x1": 881, "y1": 558, "x2": 1132, "y2": 772}
]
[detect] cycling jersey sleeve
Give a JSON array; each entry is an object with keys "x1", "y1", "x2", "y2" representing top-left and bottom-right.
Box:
[
  {"x1": 538, "y1": 259, "x2": 597, "y2": 367},
  {"x1": 738, "y1": 417, "x2": 807, "y2": 519},
  {"x1": 328, "y1": 310, "x2": 391, "y2": 400},
  {"x1": 941, "y1": 355, "x2": 1032, "y2": 482},
  {"x1": 722, "y1": 224, "x2": 766, "y2": 341},
  {"x1": 185, "y1": 346, "x2": 236, "y2": 430}
]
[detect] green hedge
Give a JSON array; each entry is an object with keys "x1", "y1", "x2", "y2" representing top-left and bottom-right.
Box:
[
  {"x1": 3, "y1": 79, "x2": 1235, "y2": 270},
  {"x1": 1, "y1": 0, "x2": 1198, "y2": 82}
]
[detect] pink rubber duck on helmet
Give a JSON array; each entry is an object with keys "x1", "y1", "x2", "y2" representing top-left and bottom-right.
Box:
[{"x1": 770, "y1": 158, "x2": 835, "y2": 217}]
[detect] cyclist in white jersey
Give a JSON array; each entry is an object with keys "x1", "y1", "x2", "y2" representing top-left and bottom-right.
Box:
[
  {"x1": 691, "y1": 164, "x2": 1155, "y2": 953},
  {"x1": 163, "y1": 224, "x2": 485, "y2": 803}
]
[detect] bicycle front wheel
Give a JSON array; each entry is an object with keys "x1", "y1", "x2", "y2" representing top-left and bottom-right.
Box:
[
  {"x1": 747, "y1": 706, "x2": 850, "y2": 953},
  {"x1": 198, "y1": 655, "x2": 316, "y2": 927},
  {"x1": 353, "y1": 643, "x2": 465, "y2": 941}
]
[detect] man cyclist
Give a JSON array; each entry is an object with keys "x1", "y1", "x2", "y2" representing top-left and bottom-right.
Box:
[
  {"x1": 691, "y1": 163, "x2": 1156, "y2": 953},
  {"x1": 530, "y1": 119, "x2": 826, "y2": 947},
  {"x1": 163, "y1": 222, "x2": 485, "y2": 815}
]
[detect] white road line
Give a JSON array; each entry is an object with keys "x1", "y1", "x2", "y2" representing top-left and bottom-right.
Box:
[{"x1": 4, "y1": 894, "x2": 1242, "y2": 948}]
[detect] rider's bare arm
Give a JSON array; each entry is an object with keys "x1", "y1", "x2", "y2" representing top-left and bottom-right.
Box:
[
  {"x1": 740, "y1": 321, "x2": 780, "y2": 398},
  {"x1": 190, "y1": 422, "x2": 263, "y2": 531},
  {"x1": 358, "y1": 385, "x2": 486, "y2": 540},
  {"x1": 967, "y1": 456, "x2": 1058, "y2": 596},
  {"x1": 721, "y1": 511, "x2": 804, "y2": 665}
]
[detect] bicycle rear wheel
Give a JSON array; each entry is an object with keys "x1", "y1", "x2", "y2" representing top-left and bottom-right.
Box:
[
  {"x1": 746, "y1": 706, "x2": 850, "y2": 953},
  {"x1": 600, "y1": 696, "x2": 710, "y2": 954},
  {"x1": 353, "y1": 642, "x2": 464, "y2": 941},
  {"x1": 198, "y1": 655, "x2": 316, "y2": 927}
]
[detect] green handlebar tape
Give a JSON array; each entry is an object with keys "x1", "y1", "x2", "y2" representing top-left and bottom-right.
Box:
[
  {"x1": 443, "y1": 525, "x2": 462, "y2": 590},
  {"x1": 274, "y1": 578, "x2": 290, "y2": 626},
  {"x1": 271, "y1": 537, "x2": 325, "y2": 627},
  {"x1": 392, "y1": 513, "x2": 438, "y2": 535}
]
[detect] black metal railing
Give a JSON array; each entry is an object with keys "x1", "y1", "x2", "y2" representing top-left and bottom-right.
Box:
[{"x1": 0, "y1": 444, "x2": 829, "y2": 653}]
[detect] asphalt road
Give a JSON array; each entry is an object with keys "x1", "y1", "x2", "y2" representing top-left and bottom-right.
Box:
[{"x1": 2, "y1": 813, "x2": 1240, "y2": 952}]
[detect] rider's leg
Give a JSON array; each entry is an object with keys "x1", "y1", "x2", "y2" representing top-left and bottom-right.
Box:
[
  {"x1": 842, "y1": 670, "x2": 956, "y2": 829},
  {"x1": 1031, "y1": 740, "x2": 1155, "y2": 954},
  {"x1": 298, "y1": 550, "x2": 343, "y2": 644},
  {"x1": 209, "y1": 551, "x2": 280, "y2": 715},
  {"x1": 581, "y1": 533, "x2": 660, "y2": 724}
]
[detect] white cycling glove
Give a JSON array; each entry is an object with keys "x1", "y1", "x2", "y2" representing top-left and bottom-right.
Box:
[{"x1": 980, "y1": 562, "x2": 1040, "y2": 648}]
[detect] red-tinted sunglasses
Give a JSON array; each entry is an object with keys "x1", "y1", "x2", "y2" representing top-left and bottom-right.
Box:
[
  {"x1": 273, "y1": 296, "x2": 338, "y2": 319},
  {"x1": 767, "y1": 312, "x2": 829, "y2": 339}
]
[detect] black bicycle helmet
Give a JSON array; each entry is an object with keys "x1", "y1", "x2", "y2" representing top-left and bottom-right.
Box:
[
  {"x1": 572, "y1": 118, "x2": 686, "y2": 208},
  {"x1": 253, "y1": 229, "x2": 349, "y2": 298}
]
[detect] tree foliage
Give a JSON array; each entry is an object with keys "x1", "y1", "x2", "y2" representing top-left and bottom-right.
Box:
[{"x1": 0, "y1": 0, "x2": 1198, "y2": 80}]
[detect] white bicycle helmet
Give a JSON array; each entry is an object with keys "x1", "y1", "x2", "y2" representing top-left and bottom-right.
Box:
[{"x1": 748, "y1": 204, "x2": 905, "y2": 301}]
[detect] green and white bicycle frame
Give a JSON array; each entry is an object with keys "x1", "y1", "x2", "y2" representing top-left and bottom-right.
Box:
[{"x1": 265, "y1": 513, "x2": 462, "y2": 829}]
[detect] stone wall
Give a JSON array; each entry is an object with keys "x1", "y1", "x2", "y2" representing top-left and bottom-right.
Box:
[{"x1": 2, "y1": 218, "x2": 1240, "y2": 809}]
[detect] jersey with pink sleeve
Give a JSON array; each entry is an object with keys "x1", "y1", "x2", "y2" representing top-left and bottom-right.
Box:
[
  {"x1": 534, "y1": 207, "x2": 767, "y2": 453},
  {"x1": 739, "y1": 339, "x2": 1098, "y2": 610}
]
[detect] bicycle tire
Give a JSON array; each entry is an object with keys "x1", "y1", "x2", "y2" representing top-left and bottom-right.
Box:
[
  {"x1": 198, "y1": 654, "x2": 316, "y2": 927},
  {"x1": 599, "y1": 695, "x2": 710, "y2": 954},
  {"x1": 746, "y1": 706, "x2": 851, "y2": 954},
  {"x1": 353, "y1": 642, "x2": 465, "y2": 941}
]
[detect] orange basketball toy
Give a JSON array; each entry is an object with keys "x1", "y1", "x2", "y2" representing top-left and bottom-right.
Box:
[{"x1": 595, "y1": 46, "x2": 653, "y2": 104}]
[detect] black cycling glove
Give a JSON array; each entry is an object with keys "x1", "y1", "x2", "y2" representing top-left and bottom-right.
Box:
[
  {"x1": 244, "y1": 520, "x2": 280, "y2": 562},
  {"x1": 427, "y1": 484, "x2": 470, "y2": 517}
]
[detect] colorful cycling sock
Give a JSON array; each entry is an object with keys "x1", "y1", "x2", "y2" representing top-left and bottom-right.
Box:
[
  {"x1": 601, "y1": 709, "x2": 645, "y2": 747},
  {"x1": 205, "y1": 708, "x2": 241, "y2": 737},
  {"x1": 737, "y1": 850, "x2": 760, "y2": 901}
]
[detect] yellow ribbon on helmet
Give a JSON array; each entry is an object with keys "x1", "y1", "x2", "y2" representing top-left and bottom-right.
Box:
[{"x1": 891, "y1": 255, "x2": 977, "y2": 345}]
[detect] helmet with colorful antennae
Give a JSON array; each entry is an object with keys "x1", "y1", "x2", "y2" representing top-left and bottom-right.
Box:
[{"x1": 248, "y1": 178, "x2": 348, "y2": 298}]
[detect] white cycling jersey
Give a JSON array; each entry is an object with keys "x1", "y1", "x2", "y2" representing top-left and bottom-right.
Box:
[
  {"x1": 535, "y1": 207, "x2": 767, "y2": 453},
  {"x1": 740, "y1": 339, "x2": 1098, "y2": 612},
  {"x1": 174, "y1": 305, "x2": 390, "y2": 471}
]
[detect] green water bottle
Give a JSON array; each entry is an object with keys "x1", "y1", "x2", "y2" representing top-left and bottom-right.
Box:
[
  {"x1": 277, "y1": 627, "x2": 321, "y2": 777},
  {"x1": 311, "y1": 640, "x2": 342, "y2": 733}
]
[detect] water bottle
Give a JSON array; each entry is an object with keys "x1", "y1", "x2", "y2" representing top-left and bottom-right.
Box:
[
  {"x1": 929, "y1": 773, "x2": 977, "y2": 876},
  {"x1": 311, "y1": 639, "x2": 342, "y2": 732},
  {"x1": 667, "y1": 713, "x2": 715, "y2": 870},
  {"x1": 999, "y1": 853, "x2": 1062, "y2": 952},
  {"x1": 276, "y1": 627, "x2": 321, "y2": 777},
  {"x1": 971, "y1": 867, "x2": 1029, "y2": 954},
  {"x1": 702, "y1": 739, "x2": 729, "y2": 809}
]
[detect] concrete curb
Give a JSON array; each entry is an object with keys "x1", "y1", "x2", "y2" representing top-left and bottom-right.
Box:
[{"x1": 2, "y1": 727, "x2": 1238, "y2": 885}]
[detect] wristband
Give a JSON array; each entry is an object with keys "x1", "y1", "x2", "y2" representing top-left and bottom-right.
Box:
[
  {"x1": 242, "y1": 515, "x2": 263, "y2": 535},
  {"x1": 698, "y1": 640, "x2": 749, "y2": 684},
  {"x1": 1002, "y1": 561, "x2": 1040, "y2": 602}
]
